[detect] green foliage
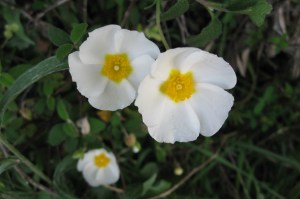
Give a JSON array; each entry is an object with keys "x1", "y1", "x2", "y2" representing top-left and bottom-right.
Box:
[
  {"x1": 56, "y1": 44, "x2": 73, "y2": 60},
  {"x1": 0, "y1": 57, "x2": 68, "y2": 123},
  {"x1": 1, "y1": 0, "x2": 300, "y2": 199},
  {"x1": 48, "y1": 26, "x2": 70, "y2": 47},
  {"x1": 187, "y1": 16, "x2": 222, "y2": 47},
  {"x1": 1, "y1": 7, "x2": 34, "y2": 49},
  {"x1": 70, "y1": 23, "x2": 88, "y2": 44},
  {"x1": 0, "y1": 157, "x2": 20, "y2": 175},
  {"x1": 47, "y1": 123, "x2": 67, "y2": 146},
  {"x1": 161, "y1": 0, "x2": 189, "y2": 21},
  {"x1": 247, "y1": 0, "x2": 272, "y2": 26}
]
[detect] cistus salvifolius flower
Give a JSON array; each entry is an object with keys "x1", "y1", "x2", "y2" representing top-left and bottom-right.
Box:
[
  {"x1": 77, "y1": 149, "x2": 120, "y2": 186},
  {"x1": 68, "y1": 25, "x2": 160, "y2": 111},
  {"x1": 135, "y1": 48, "x2": 237, "y2": 143}
]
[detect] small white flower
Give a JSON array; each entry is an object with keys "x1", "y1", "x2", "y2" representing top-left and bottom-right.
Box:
[
  {"x1": 135, "y1": 48, "x2": 237, "y2": 143},
  {"x1": 68, "y1": 25, "x2": 160, "y2": 111},
  {"x1": 77, "y1": 149, "x2": 120, "y2": 186}
]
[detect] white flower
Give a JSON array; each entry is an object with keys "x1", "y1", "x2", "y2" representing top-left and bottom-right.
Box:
[
  {"x1": 77, "y1": 149, "x2": 120, "y2": 186},
  {"x1": 68, "y1": 25, "x2": 160, "y2": 111},
  {"x1": 135, "y1": 48, "x2": 237, "y2": 143}
]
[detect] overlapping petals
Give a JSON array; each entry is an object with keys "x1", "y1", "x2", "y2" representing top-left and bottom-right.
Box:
[
  {"x1": 135, "y1": 47, "x2": 237, "y2": 143},
  {"x1": 77, "y1": 149, "x2": 120, "y2": 186},
  {"x1": 68, "y1": 25, "x2": 160, "y2": 111}
]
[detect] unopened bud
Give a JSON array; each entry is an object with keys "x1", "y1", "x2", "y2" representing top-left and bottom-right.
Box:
[
  {"x1": 124, "y1": 133, "x2": 136, "y2": 147},
  {"x1": 132, "y1": 142, "x2": 141, "y2": 153},
  {"x1": 174, "y1": 166, "x2": 183, "y2": 176},
  {"x1": 97, "y1": 110, "x2": 112, "y2": 123},
  {"x1": 4, "y1": 30, "x2": 13, "y2": 39}
]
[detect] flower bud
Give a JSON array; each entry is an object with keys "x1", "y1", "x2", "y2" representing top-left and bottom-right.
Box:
[{"x1": 124, "y1": 133, "x2": 136, "y2": 147}]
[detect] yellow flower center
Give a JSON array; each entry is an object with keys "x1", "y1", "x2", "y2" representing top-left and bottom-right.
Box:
[
  {"x1": 160, "y1": 69, "x2": 196, "y2": 103},
  {"x1": 94, "y1": 153, "x2": 110, "y2": 168},
  {"x1": 101, "y1": 53, "x2": 133, "y2": 83}
]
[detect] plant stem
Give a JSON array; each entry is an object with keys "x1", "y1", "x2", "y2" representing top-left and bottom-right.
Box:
[
  {"x1": 156, "y1": 0, "x2": 170, "y2": 50},
  {"x1": 0, "y1": 133, "x2": 52, "y2": 185}
]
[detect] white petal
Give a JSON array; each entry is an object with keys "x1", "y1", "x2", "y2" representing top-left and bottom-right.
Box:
[
  {"x1": 77, "y1": 149, "x2": 101, "y2": 171},
  {"x1": 88, "y1": 80, "x2": 135, "y2": 111},
  {"x1": 127, "y1": 55, "x2": 155, "y2": 90},
  {"x1": 79, "y1": 25, "x2": 121, "y2": 65},
  {"x1": 189, "y1": 83, "x2": 234, "y2": 136},
  {"x1": 150, "y1": 48, "x2": 198, "y2": 81},
  {"x1": 114, "y1": 29, "x2": 160, "y2": 60},
  {"x1": 95, "y1": 162, "x2": 120, "y2": 185},
  {"x1": 135, "y1": 76, "x2": 166, "y2": 127},
  {"x1": 68, "y1": 52, "x2": 108, "y2": 98},
  {"x1": 82, "y1": 162, "x2": 100, "y2": 187},
  {"x1": 188, "y1": 50, "x2": 237, "y2": 89},
  {"x1": 147, "y1": 101, "x2": 200, "y2": 143}
]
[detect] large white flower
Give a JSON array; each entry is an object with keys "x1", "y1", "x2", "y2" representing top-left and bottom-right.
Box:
[
  {"x1": 68, "y1": 25, "x2": 160, "y2": 111},
  {"x1": 135, "y1": 48, "x2": 237, "y2": 143},
  {"x1": 77, "y1": 149, "x2": 120, "y2": 186}
]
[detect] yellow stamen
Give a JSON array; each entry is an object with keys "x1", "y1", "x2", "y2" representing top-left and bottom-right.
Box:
[
  {"x1": 160, "y1": 69, "x2": 196, "y2": 103},
  {"x1": 101, "y1": 54, "x2": 133, "y2": 83},
  {"x1": 94, "y1": 153, "x2": 110, "y2": 168}
]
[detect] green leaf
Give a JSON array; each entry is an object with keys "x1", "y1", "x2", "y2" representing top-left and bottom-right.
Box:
[
  {"x1": 0, "y1": 157, "x2": 20, "y2": 175},
  {"x1": 2, "y1": 7, "x2": 34, "y2": 49},
  {"x1": 47, "y1": 97, "x2": 56, "y2": 111},
  {"x1": 161, "y1": 0, "x2": 189, "y2": 21},
  {"x1": 0, "y1": 57, "x2": 68, "y2": 124},
  {"x1": 187, "y1": 16, "x2": 222, "y2": 47},
  {"x1": 70, "y1": 23, "x2": 88, "y2": 43},
  {"x1": 142, "y1": 174, "x2": 157, "y2": 195},
  {"x1": 56, "y1": 44, "x2": 73, "y2": 60},
  {"x1": 248, "y1": 0, "x2": 272, "y2": 26},
  {"x1": 89, "y1": 117, "x2": 105, "y2": 134},
  {"x1": 48, "y1": 26, "x2": 70, "y2": 47},
  {"x1": 0, "y1": 73, "x2": 14, "y2": 87},
  {"x1": 62, "y1": 122, "x2": 78, "y2": 138},
  {"x1": 47, "y1": 124, "x2": 66, "y2": 146},
  {"x1": 57, "y1": 99, "x2": 70, "y2": 120}
]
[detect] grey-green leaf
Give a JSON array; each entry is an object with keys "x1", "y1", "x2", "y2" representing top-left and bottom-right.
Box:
[
  {"x1": 47, "y1": 124, "x2": 67, "y2": 146},
  {"x1": 62, "y1": 122, "x2": 78, "y2": 138},
  {"x1": 161, "y1": 0, "x2": 189, "y2": 21},
  {"x1": 70, "y1": 23, "x2": 88, "y2": 43},
  {"x1": 48, "y1": 26, "x2": 70, "y2": 47},
  {"x1": 57, "y1": 99, "x2": 70, "y2": 120},
  {"x1": 56, "y1": 44, "x2": 73, "y2": 60},
  {"x1": 0, "y1": 57, "x2": 68, "y2": 124},
  {"x1": 0, "y1": 157, "x2": 20, "y2": 175},
  {"x1": 248, "y1": 0, "x2": 272, "y2": 26},
  {"x1": 187, "y1": 17, "x2": 222, "y2": 47}
]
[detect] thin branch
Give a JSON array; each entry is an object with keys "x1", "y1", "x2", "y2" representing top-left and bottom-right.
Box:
[
  {"x1": 148, "y1": 154, "x2": 218, "y2": 199},
  {"x1": 36, "y1": 0, "x2": 72, "y2": 20},
  {"x1": 104, "y1": 185, "x2": 124, "y2": 193},
  {"x1": 121, "y1": 0, "x2": 136, "y2": 27},
  {"x1": 0, "y1": 134, "x2": 52, "y2": 185},
  {"x1": 83, "y1": 0, "x2": 88, "y2": 23},
  {"x1": 0, "y1": 143, "x2": 56, "y2": 196},
  {"x1": 156, "y1": 0, "x2": 170, "y2": 50}
]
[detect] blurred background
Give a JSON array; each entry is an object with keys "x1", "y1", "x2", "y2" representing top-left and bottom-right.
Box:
[{"x1": 0, "y1": 0, "x2": 300, "y2": 198}]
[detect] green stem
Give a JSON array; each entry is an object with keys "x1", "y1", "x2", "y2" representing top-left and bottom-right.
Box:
[
  {"x1": 0, "y1": 133, "x2": 52, "y2": 185},
  {"x1": 156, "y1": 0, "x2": 170, "y2": 50}
]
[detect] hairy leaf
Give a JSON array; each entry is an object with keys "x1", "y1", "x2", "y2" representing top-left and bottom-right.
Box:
[
  {"x1": 248, "y1": 0, "x2": 272, "y2": 26},
  {"x1": 56, "y1": 44, "x2": 73, "y2": 60},
  {"x1": 187, "y1": 17, "x2": 222, "y2": 47},
  {"x1": 48, "y1": 26, "x2": 70, "y2": 47},
  {"x1": 70, "y1": 23, "x2": 88, "y2": 43},
  {"x1": 161, "y1": 0, "x2": 189, "y2": 21}
]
